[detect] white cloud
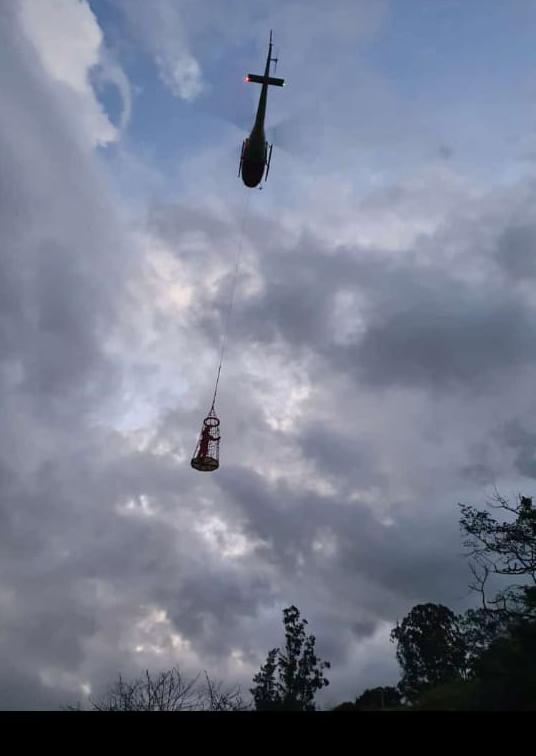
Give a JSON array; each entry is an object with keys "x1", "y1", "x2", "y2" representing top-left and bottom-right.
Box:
[
  {"x1": 114, "y1": 0, "x2": 204, "y2": 101},
  {"x1": 156, "y1": 51, "x2": 203, "y2": 101},
  {"x1": 19, "y1": 0, "x2": 130, "y2": 145}
]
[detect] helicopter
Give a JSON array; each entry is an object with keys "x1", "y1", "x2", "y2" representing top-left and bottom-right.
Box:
[{"x1": 239, "y1": 31, "x2": 285, "y2": 188}]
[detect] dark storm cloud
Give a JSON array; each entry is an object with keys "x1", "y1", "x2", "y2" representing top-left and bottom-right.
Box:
[
  {"x1": 297, "y1": 422, "x2": 384, "y2": 490},
  {"x1": 226, "y1": 218, "x2": 536, "y2": 394},
  {"x1": 496, "y1": 224, "x2": 536, "y2": 280},
  {"x1": 354, "y1": 277, "x2": 536, "y2": 391},
  {"x1": 503, "y1": 423, "x2": 536, "y2": 480},
  {"x1": 215, "y1": 465, "x2": 468, "y2": 615}
]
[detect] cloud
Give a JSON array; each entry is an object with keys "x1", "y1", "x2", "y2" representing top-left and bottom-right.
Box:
[
  {"x1": 156, "y1": 51, "x2": 203, "y2": 102},
  {"x1": 19, "y1": 0, "x2": 130, "y2": 145},
  {"x1": 111, "y1": 0, "x2": 204, "y2": 101},
  {"x1": 0, "y1": 4, "x2": 146, "y2": 706},
  {"x1": 108, "y1": 0, "x2": 387, "y2": 108},
  {"x1": 496, "y1": 223, "x2": 536, "y2": 280}
]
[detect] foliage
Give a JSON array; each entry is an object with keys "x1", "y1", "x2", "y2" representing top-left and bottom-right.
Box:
[
  {"x1": 69, "y1": 492, "x2": 536, "y2": 713},
  {"x1": 353, "y1": 686, "x2": 402, "y2": 710},
  {"x1": 460, "y1": 494, "x2": 536, "y2": 621},
  {"x1": 251, "y1": 605, "x2": 330, "y2": 711},
  {"x1": 469, "y1": 619, "x2": 536, "y2": 710},
  {"x1": 459, "y1": 607, "x2": 509, "y2": 674},
  {"x1": 390, "y1": 603, "x2": 467, "y2": 702},
  {"x1": 85, "y1": 667, "x2": 248, "y2": 711},
  {"x1": 413, "y1": 678, "x2": 479, "y2": 711}
]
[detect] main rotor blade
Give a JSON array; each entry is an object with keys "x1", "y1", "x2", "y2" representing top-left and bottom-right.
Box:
[{"x1": 267, "y1": 105, "x2": 321, "y2": 160}]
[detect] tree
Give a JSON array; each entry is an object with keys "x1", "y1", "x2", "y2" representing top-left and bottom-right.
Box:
[
  {"x1": 470, "y1": 619, "x2": 536, "y2": 710},
  {"x1": 202, "y1": 672, "x2": 249, "y2": 711},
  {"x1": 250, "y1": 648, "x2": 279, "y2": 710},
  {"x1": 89, "y1": 668, "x2": 200, "y2": 711},
  {"x1": 82, "y1": 667, "x2": 248, "y2": 711},
  {"x1": 390, "y1": 603, "x2": 467, "y2": 703},
  {"x1": 354, "y1": 686, "x2": 402, "y2": 710},
  {"x1": 332, "y1": 700, "x2": 360, "y2": 711},
  {"x1": 460, "y1": 493, "x2": 536, "y2": 621},
  {"x1": 459, "y1": 607, "x2": 510, "y2": 674},
  {"x1": 412, "y1": 678, "x2": 479, "y2": 711},
  {"x1": 332, "y1": 687, "x2": 402, "y2": 711},
  {"x1": 251, "y1": 605, "x2": 330, "y2": 711}
]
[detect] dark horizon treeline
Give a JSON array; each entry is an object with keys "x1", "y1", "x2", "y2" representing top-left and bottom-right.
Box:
[
  {"x1": 336, "y1": 493, "x2": 536, "y2": 710},
  {"x1": 68, "y1": 493, "x2": 536, "y2": 711}
]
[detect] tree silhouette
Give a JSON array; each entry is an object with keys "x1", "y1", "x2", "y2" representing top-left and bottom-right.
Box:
[
  {"x1": 80, "y1": 667, "x2": 248, "y2": 711},
  {"x1": 470, "y1": 618, "x2": 536, "y2": 710},
  {"x1": 251, "y1": 605, "x2": 330, "y2": 711},
  {"x1": 413, "y1": 618, "x2": 536, "y2": 710},
  {"x1": 460, "y1": 493, "x2": 536, "y2": 621},
  {"x1": 334, "y1": 686, "x2": 402, "y2": 710},
  {"x1": 250, "y1": 648, "x2": 279, "y2": 710},
  {"x1": 391, "y1": 603, "x2": 467, "y2": 703},
  {"x1": 459, "y1": 606, "x2": 509, "y2": 673},
  {"x1": 354, "y1": 686, "x2": 402, "y2": 710}
]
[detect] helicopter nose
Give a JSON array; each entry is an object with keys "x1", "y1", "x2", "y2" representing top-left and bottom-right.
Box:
[{"x1": 241, "y1": 159, "x2": 264, "y2": 188}]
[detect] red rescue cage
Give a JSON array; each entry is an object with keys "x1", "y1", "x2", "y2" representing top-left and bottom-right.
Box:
[{"x1": 191, "y1": 408, "x2": 220, "y2": 472}]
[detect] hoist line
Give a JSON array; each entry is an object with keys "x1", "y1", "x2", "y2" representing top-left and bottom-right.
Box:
[{"x1": 210, "y1": 190, "x2": 252, "y2": 412}]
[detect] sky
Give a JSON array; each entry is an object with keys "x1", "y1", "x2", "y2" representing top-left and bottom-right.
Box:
[{"x1": 2, "y1": 0, "x2": 536, "y2": 709}]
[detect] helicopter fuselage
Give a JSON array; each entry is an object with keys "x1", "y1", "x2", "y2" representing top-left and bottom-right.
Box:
[
  {"x1": 241, "y1": 124, "x2": 267, "y2": 188},
  {"x1": 239, "y1": 33, "x2": 283, "y2": 188}
]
